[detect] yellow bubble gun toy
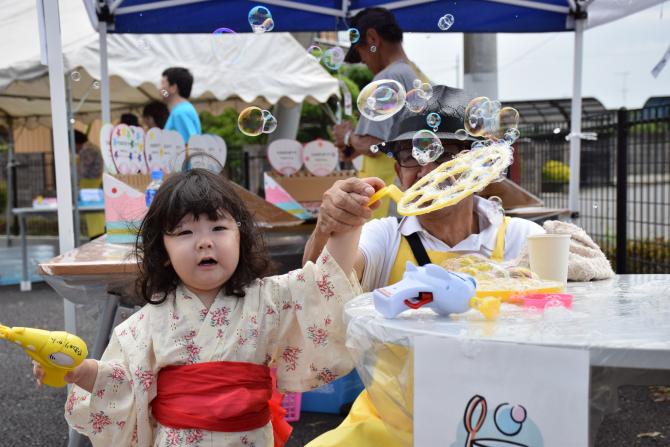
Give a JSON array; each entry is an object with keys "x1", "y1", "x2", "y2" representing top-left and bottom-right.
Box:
[{"x1": 0, "y1": 324, "x2": 88, "y2": 388}]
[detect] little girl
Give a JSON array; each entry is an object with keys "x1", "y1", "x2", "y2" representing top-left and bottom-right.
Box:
[{"x1": 35, "y1": 169, "x2": 375, "y2": 447}]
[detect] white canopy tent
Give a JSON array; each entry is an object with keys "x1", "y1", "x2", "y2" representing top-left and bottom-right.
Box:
[{"x1": 0, "y1": 4, "x2": 337, "y2": 127}]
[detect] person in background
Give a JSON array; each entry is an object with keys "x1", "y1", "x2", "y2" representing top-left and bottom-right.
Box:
[
  {"x1": 334, "y1": 7, "x2": 429, "y2": 218},
  {"x1": 161, "y1": 67, "x2": 202, "y2": 143},
  {"x1": 74, "y1": 130, "x2": 105, "y2": 239},
  {"x1": 142, "y1": 101, "x2": 170, "y2": 129},
  {"x1": 119, "y1": 113, "x2": 140, "y2": 127}
]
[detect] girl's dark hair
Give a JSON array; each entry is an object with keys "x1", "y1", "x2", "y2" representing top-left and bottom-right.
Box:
[{"x1": 135, "y1": 169, "x2": 272, "y2": 304}]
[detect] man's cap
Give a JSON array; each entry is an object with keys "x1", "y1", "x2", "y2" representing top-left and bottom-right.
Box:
[
  {"x1": 345, "y1": 8, "x2": 403, "y2": 64},
  {"x1": 378, "y1": 86, "x2": 479, "y2": 156}
]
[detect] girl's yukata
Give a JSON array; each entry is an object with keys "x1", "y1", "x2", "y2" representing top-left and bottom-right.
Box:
[{"x1": 65, "y1": 249, "x2": 362, "y2": 447}]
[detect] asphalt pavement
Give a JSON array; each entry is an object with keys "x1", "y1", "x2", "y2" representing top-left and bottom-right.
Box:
[{"x1": 0, "y1": 283, "x2": 668, "y2": 447}]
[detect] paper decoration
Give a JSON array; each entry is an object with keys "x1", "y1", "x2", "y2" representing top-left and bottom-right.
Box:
[
  {"x1": 99, "y1": 123, "x2": 117, "y2": 174},
  {"x1": 414, "y1": 337, "x2": 589, "y2": 446},
  {"x1": 188, "y1": 134, "x2": 227, "y2": 172},
  {"x1": 103, "y1": 173, "x2": 148, "y2": 244},
  {"x1": 302, "y1": 139, "x2": 338, "y2": 176},
  {"x1": 267, "y1": 139, "x2": 303, "y2": 175},
  {"x1": 144, "y1": 127, "x2": 170, "y2": 173},
  {"x1": 111, "y1": 124, "x2": 145, "y2": 175},
  {"x1": 263, "y1": 173, "x2": 312, "y2": 220},
  {"x1": 130, "y1": 126, "x2": 147, "y2": 174},
  {"x1": 162, "y1": 130, "x2": 186, "y2": 172}
]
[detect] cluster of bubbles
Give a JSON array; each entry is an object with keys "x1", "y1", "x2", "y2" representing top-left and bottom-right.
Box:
[
  {"x1": 426, "y1": 112, "x2": 441, "y2": 132},
  {"x1": 405, "y1": 79, "x2": 433, "y2": 113},
  {"x1": 411, "y1": 129, "x2": 444, "y2": 166},
  {"x1": 463, "y1": 96, "x2": 520, "y2": 145},
  {"x1": 348, "y1": 28, "x2": 360, "y2": 44},
  {"x1": 438, "y1": 14, "x2": 455, "y2": 31},
  {"x1": 322, "y1": 47, "x2": 345, "y2": 71},
  {"x1": 357, "y1": 79, "x2": 406, "y2": 122},
  {"x1": 307, "y1": 44, "x2": 323, "y2": 62},
  {"x1": 248, "y1": 6, "x2": 274, "y2": 33},
  {"x1": 237, "y1": 106, "x2": 277, "y2": 136}
]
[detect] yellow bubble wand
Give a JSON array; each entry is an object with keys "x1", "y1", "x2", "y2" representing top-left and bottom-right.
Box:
[{"x1": 0, "y1": 324, "x2": 88, "y2": 387}]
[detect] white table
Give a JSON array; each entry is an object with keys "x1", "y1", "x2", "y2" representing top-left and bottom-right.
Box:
[
  {"x1": 344, "y1": 275, "x2": 670, "y2": 446},
  {"x1": 12, "y1": 205, "x2": 104, "y2": 291}
]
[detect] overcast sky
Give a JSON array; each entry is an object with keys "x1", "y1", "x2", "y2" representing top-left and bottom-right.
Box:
[{"x1": 402, "y1": 2, "x2": 669, "y2": 109}]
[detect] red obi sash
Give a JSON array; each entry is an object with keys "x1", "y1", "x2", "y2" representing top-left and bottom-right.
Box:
[{"x1": 151, "y1": 361, "x2": 292, "y2": 447}]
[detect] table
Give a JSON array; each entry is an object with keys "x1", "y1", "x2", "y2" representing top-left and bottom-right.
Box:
[
  {"x1": 344, "y1": 275, "x2": 670, "y2": 446},
  {"x1": 12, "y1": 205, "x2": 104, "y2": 291}
]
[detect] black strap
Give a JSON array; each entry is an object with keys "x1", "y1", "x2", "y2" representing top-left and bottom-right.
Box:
[{"x1": 404, "y1": 232, "x2": 432, "y2": 267}]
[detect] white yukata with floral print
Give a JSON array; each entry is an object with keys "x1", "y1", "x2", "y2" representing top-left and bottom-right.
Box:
[{"x1": 65, "y1": 249, "x2": 361, "y2": 447}]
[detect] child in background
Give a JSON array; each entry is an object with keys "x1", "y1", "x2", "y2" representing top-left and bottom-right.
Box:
[{"x1": 34, "y1": 169, "x2": 378, "y2": 447}]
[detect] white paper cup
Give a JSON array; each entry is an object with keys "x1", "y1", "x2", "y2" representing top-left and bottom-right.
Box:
[{"x1": 527, "y1": 234, "x2": 571, "y2": 283}]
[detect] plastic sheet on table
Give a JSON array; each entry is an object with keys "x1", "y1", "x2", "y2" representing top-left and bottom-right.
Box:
[{"x1": 344, "y1": 275, "x2": 670, "y2": 446}]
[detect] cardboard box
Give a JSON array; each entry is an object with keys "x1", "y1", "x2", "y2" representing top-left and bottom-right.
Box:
[
  {"x1": 267, "y1": 170, "x2": 356, "y2": 212},
  {"x1": 103, "y1": 173, "x2": 302, "y2": 244}
]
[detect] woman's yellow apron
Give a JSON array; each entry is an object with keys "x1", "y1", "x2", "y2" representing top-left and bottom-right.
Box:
[
  {"x1": 306, "y1": 217, "x2": 510, "y2": 447},
  {"x1": 357, "y1": 155, "x2": 397, "y2": 219}
]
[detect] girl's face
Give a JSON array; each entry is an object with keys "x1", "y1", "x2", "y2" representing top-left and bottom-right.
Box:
[{"x1": 163, "y1": 211, "x2": 240, "y2": 299}]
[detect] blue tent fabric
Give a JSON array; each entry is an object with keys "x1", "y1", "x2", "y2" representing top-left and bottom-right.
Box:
[{"x1": 111, "y1": 0, "x2": 573, "y2": 34}]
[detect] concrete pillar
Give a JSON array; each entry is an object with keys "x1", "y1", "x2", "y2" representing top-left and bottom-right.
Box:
[
  {"x1": 463, "y1": 34, "x2": 499, "y2": 99},
  {"x1": 268, "y1": 32, "x2": 315, "y2": 144}
]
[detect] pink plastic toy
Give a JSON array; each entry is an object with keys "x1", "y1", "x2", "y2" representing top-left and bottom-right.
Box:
[{"x1": 521, "y1": 293, "x2": 573, "y2": 310}]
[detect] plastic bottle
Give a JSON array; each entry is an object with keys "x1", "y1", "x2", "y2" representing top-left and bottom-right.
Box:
[{"x1": 145, "y1": 169, "x2": 164, "y2": 207}]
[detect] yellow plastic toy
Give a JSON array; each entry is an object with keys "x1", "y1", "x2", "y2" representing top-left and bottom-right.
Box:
[
  {"x1": 368, "y1": 141, "x2": 513, "y2": 216},
  {"x1": 0, "y1": 324, "x2": 88, "y2": 387}
]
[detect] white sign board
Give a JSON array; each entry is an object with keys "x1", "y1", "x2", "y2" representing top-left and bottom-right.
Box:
[
  {"x1": 111, "y1": 124, "x2": 145, "y2": 175},
  {"x1": 162, "y1": 130, "x2": 186, "y2": 172},
  {"x1": 302, "y1": 140, "x2": 338, "y2": 177},
  {"x1": 267, "y1": 139, "x2": 303, "y2": 175},
  {"x1": 414, "y1": 337, "x2": 589, "y2": 447},
  {"x1": 188, "y1": 134, "x2": 227, "y2": 172}
]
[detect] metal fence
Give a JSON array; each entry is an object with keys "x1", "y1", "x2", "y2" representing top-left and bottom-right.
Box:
[{"x1": 517, "y1": 104, "x2": 670, "y2": 273}]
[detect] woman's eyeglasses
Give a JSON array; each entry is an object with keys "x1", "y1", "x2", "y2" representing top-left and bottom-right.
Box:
[{"x1": 390, "y1": 142, "x2": 468, "y2": 168}]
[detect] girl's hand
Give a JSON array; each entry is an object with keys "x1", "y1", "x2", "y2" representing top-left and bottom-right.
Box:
[
  {"x1": 32, "y1": 361, "x2": 45, "y2": 387},
  {"x1": 64, "y1": 359, "x2": 99, "y2": 393},
  {"x1": 33, "y1": 359, "x2": 98, "y2": 392}
]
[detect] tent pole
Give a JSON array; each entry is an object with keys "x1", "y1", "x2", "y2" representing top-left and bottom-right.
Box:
[
  {"x1": 40, "y1": 0, "x2": 77, "y2": 333},
  {"x1": 5, "y1": 118, "x2": 14, "y2": 246},
  {"x1": 66, "y1": 75, "x2": 81, "y2": 246},
  {"x1": 99, "y1": 20, "x2": 111, "y2": 124},
  {"x1": 568, "y1": 15, "x2": 584, "y2": 219}
]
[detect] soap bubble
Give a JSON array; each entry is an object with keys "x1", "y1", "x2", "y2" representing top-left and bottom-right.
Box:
[
  {"x1": 348, "y1": 28, "x2": 360, "y2": 44},
  {"x1": 238, "y1": 106, "x2": 277, "y2": 136},
  {"x1": 357, "y1": 79, "x2": 406, "y2": 122},
  {"x1": 248, "y1": 6, "x2": 274, "y2": 33},
  {"x1": 370, "y1": 144, "x2": 379, "y2": 154},
  {"x1": 307, "y1": 44, "x2": 323, "y2": 62},
  {"x1": 419, "y1": 83, "x2": 433, "y2": 100},
  {"x1": 499, "y1": 107, "x2": 520, "y2": 131},
  {"x1": 323, "y1": 47, "x2": 345, "y2": 71},
  {"x1": 464, "y1": 96, "x2": 499, "y2": 137},
  {"x1": 92, "y1": 81, "x2": 100, "y2": 89},
  {"x1": 71, "y1": 71, "x2": 81, "y2": 82},
  {"x1": 426, "y1": 112, "x2": 441, "y2": 130},
  {"x1": 455, "y1": 129, "x2": 469, "y2": 140},
  {"x1": 503, "y1": 128, "x2": 520, "y2": 144},
  {"x1": 211, "y1": 28, "x2": 245, "y2": 64},
  {"x1": 412, "y1": 130, "x2": 443, "y2": 164},
  {"x1": 412, "y1": 79, "x2": 422, "y2": 89},
  {"x1": 438, "y1": 14, "x2": 455, "y2": 31},
  {"x1": 593, "y1": 203, "x2": 599, "y2": 210},
  {"x1": 405, "y1": 89, "x2": 429, "y2": 113},
  {"x1": 137, "y1": 38, "x2": 151, "y2": 52}
]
